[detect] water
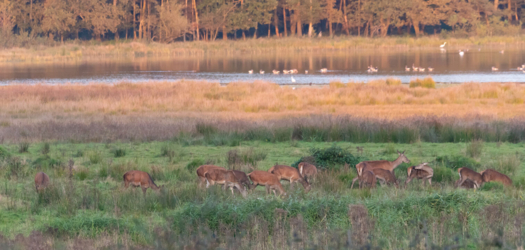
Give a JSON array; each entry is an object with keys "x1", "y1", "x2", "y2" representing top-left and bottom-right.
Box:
[{"x1": 1, "y1": 47, "x2": 525, "y2": 85}]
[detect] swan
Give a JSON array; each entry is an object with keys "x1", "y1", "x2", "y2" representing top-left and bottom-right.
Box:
[
  {"x1": 491, "y1": 67, "x2": 499, "y2": 71},
  {"x1": 428, "y1": 67, "x2": 434, "y2": 72},
  {"x1": 291, "y1": 76, "x2": 296, "y2": 83},
  {"x1": 248, "y1": 70, "x2": 253, "y2": 74},
  {"x1": 305, "y1": 70, "x2": 309, "y2": 74},
  {"x1": 459, "y1": 50, "x2": 464, "y2": 56},
  {"x1": 405, "y1": 66, "x2": 410, "y2": 71},
  {"x1": 259, "y1": 70, "x2": 264, "y2": 74},
  {"x1": 440, "y1": 42, "x2": 447, "y2": 48},
  {"x1": 320, "y1": 68, "x2": 328, "y2": 73},
  {"x1": 272, "y1": 70, "x2": 280, "y2": 74}
]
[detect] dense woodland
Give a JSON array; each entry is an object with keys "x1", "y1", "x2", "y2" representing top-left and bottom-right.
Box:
[{"x1": 0, "y1": 0, "x2": 524, "y2": 45}]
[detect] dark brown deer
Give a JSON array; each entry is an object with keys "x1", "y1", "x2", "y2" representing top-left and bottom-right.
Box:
[
  {"x1": 297, "y1": 162, "x2": 318, "y2": 183},
  {"x1": 355, "y1": 151, "x2": 410, "y2": 176},
  {"x1": 405, "y1": 162, "x2": 433, "y2": 187},
  {"x1": 458, "y1": 179, "x2": 476, "y2": 189},
  {"x1": 480, "y1": 169, "x2": 512, "y2": 186},
  {"x1": 455, "y1": 167, "x2": 483, "y2": 189},
  {"x1": 205, "y1": 168, "x2": 247, "y2": 198},
  {"x1": 268, "y1": 165, "x2": 311, "y2": 192},
  {"x1": 351, "y1": 170, "x2": 376, "y2": 189},
  {"x1": 123, "y1": 170, "x2": 163, "y2": 196},
  {"x1": 196, "y1": 165, "x2": 226, "y2": 188},
  {"x1": 232, "y1": 170, "x2": 251, "y2": 191},
  {"x1": 248, "y1": 170, "x2": 286, "y2": 197},
  {"x1": 34, "y1": 172, "x2": 50, "y2": 192},
  {"x1": 371, "y1": 168, "x2": 398, "y2": 187}
]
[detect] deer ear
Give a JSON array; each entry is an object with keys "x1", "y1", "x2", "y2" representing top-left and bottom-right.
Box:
[
  {"x1": 402, "y1": 150, "x2": 406, "y2": 154},
  {"x1": 397, "y1": 150, "x2": 400, "y2": 154}
]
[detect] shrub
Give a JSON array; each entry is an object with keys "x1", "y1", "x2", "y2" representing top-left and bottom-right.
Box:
[
  {"x1": 386, "y1": 78, "x2": 402, "y2": 86},
  {"x1": 18, "y1": 143, "x2": 29, "y2": 153},
  {"x1": 41, "y1": 143, "x2": 50, "y2": 155},
  {"x1": 88, "y1": 151, "x2": 103, "y2": 164},
  {"x1": 492, "y1": 155, "x2": 520, "y2": 175},
  {"x1": 6, "y1": 157, "x2": 28, "y2": 179},
  {"x1": 195, "y1": 123, "x2": 217, "y2": 136},
  {"x1": 113, "y1": 148, "x2": 126, "y2": 158},
  {"x1": 0, "y1": 146, "x2": 11, "y2": 160},
  {"x1": 435, "y1": 155, "x2": 481, "y2": 170},
  {"x1": 294, "y1": 145, "x2": 361, "y2": 170},
  {"x1": 432, "y1": 166, "x2": 455, "y2": 183},
  {"x1": 382, "y1": 143, "x2": 397, "y2": 155},
  {"x1": 409, "y1": 77, "x2": 436, "y2": 88},
  {"x1": 466, "y1": 140, "x2": 483, "y2": 158},
  {"x1": 74, "y1": 150, "x2": 84, "y2": 157},
  {"x1": 186, "y1": 159, "x2": 205, "y2": 172},
  {"x1": 32, "y1": 155, "x2": 62, "y2": 169},
  {"x1": 226, "y1": 148, "x2": 267, "y2": 168}
]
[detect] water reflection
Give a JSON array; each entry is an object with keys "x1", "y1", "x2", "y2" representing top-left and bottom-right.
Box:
[{"x1": 1, "y1": 47, "x2": 524, "y2": 84}]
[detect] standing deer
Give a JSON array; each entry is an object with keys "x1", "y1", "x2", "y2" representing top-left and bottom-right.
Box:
[
  {"x1": 123, "y1": 170, "x2": 163, "y2": 196},
  {"x1": 248, "y1": 170, "x2": 286, "y2": 197},
  {"x1": 455, "y1": 167, "x2": 483, "y2": 189},
  {"x1": 268, "y1": 165, "x2": 311, "y2": 192},
  {"x1": 297, "y1": 162, "x2": 318, "y2": 183},
  {"x1": 480, "y1": 169, "x2": 512, "y2": 186},
  {"x1": 232, "y1": 170, "x2": 252, "y2": 191},
  {"x1": 205, "y1": 169, "x2": 247, "y2": 198},
  {"x1": 196, "y1": 165, "x2": 226, "y2": 188},
  {"x1": 405, "y1": 163, "x2": 434, "y2": 187},
  {"x1": 356, "y1": 150, "x2": 410, "y2": 176},
  {"x1": 351, "y1": 170, "x2": 376, "y2": 189},
  {"x1": 371, "y1": 168, "x2": 398, "y2": 187},
  {"x1": 34, "y1": 172, "x2": 50, "y2": 192}
]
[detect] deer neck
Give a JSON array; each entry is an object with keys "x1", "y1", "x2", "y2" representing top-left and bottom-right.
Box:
[{"x1": 391, "y1": 156, "x2": 404, "y2": 170}]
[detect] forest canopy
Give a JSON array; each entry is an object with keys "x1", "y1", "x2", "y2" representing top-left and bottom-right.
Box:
[{"x1": 0, "y1": 0, "x2": 523, "y2": 46}]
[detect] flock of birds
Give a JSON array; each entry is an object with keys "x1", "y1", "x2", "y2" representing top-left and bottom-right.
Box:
[{"x1": 245, "y1": 43, "x2": 523, "y2": 81}]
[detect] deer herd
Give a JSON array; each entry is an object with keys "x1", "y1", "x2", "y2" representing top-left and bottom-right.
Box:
[{"x1": 33, "y1": 150, "x2": 512, "y2": 197}]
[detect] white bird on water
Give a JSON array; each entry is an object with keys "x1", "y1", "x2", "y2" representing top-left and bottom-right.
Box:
[
  {"x1": 459, "y1": 50, "x2": 465, "y2": 56},
  {"x1": 440, "y1": 42, "x2": 447, "y2": 48},
  {"x1": 248, "y1": 70, "x2": 253, "y2": 74},
  {"x1": 259, "y1": 70, "x2": 265, "y2": 74},
  {"x1": 492, "y1": 67, "x2": 499, "y2": 71},
  {"x1": 291, "y1": 76, "x2": 296, "y2": 83}
]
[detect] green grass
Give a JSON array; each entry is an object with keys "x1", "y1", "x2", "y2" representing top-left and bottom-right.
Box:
[{"x1": 0, "y1": 141, "x2": 524, "y2": 248}]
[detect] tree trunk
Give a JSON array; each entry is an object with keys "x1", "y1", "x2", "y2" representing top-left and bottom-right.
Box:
[
  {"x1": 268, "y1": 23, "x2": 271, "y2": 37},
  {"x1": 508, "y1": 0, "x2": 512, "y2": 21},
  {"x1": 223, "y1": 25, "x2": 227, "y2": 40},
  {"x1": 329, "y1": 20, "x2": 332, "y2": 37},
  {"x1": 274, "y1": 9, "x2": 279, "y2": 37},
  {"x1": 413, "y1": 20, "x2": 420, "y2": 37},
  {"x1": 296, "y1": 2, "x2": 302, "y2": 36},
  {"x1": 193, "y1": 0, "x2": 199, "y2": 40},
  {"x1": 242, "y1": 30, "x2": 246, "y2": 40},
  {"x1": 494, "y1": 0, "x2": 499, "y2": 10},
  {"x1": 133, "y1": 2, "x2": 137, "y2": 39},
  {"x1": 308, "y1": 0, "x2": 313, "y2": 37},
  {"x1": 254, "y1": 24, "x2": 258, "y2": 38},
  {"x1": 283, "y1": 8, "x2": 287, "y2": 36}
]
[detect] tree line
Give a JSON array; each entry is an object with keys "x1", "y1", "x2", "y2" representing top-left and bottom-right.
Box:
[{"x1": 0, "y1": 0, "x2": 523, "y2": 44}]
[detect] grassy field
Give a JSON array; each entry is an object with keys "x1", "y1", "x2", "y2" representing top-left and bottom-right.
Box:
[
  {"x1": 1, "y1": 36, "x2": 525, "y2": 62},
  {"x1": 0, "y1": 140, "x2": 524, "y2": 248}
]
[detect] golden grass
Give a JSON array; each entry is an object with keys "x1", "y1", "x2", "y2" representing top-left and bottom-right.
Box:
[
  {"x1": 2, "y1": 35, "x2": 525, "y2": 62},
  {"x1": 1, "y1": 81, "x2": 525, "y2": 120}
]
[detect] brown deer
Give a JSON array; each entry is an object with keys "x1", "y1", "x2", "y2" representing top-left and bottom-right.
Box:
[
  {"x1": 268, "y1": 165, "x2": 311, "y2": 192},
  {"x1": 371, "y1": 168, "x2": 398, "y2": 187},
  {"x1": 123, "y1": 170, "x2": 163, "y2": 196},
  {"x1": 205, "y1": 169, "x2": 247, "y2": 198},
  {"x1": 458, "y1": 179, "x2": 476, "y2": 189},
  {"x1": 34, "y1": 172, "x2": 50, "y2": 192},
  {"x1": 405, "y1": 162, "x2": 434, "y2": 187},
  {"x1": 297, "y1": 162, "x2": 318, "y2": 183},
  {"x1": 356, "y1": 151, "x2": 410, "y2": 176},
  {"x1": 455, "y1": 167, "x2": 483, "y2": 189},
  {"x1": 196, "y1": 165, "x2": 226, "y2": 188},
  {"x1": 232, "y1": 170, "x2": 252, "y2": 191},
  {"x1": 480, "y1": 169, "x2": 512, "y2": 186},
  {"x1": 354, "y1": 170, "x2": 376, "y2": 189},
  {"x1": 248, "y1": 170, "x2": 286, "y2": 197}
]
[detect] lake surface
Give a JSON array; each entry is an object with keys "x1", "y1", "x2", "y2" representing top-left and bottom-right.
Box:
[{"x1": 1, "y1": 46, "x2": 525, "y2": 85}]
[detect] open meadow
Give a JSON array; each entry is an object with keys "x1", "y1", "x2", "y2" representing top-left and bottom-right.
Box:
[{"x1": 1, "y1": 81, "x2": 525, "y2": 249}]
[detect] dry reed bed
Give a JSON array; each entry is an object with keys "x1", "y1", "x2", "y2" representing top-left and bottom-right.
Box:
[{"x1": 0, "y1": 81, "x2": 524, "y2": 119}]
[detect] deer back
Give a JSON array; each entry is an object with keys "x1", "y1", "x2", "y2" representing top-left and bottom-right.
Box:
[
  {"x1": 481, "y1": 169, "x2": 512, "y2": 186},
  {"x1": 34, "y1": 172, "x2": 50, "y2": 191}
]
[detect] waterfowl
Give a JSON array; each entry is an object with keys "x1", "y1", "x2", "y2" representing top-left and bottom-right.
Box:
[
  {"x1": 291, "y1": 76, "x2": 296, "y2": 83},
  {"x1": 259, "y1": 70, "x2": 265, "y2": 74},
  {"x1": 440, "y1": 42, "x2": 447, "y2": 48},
  {"x1": 405, "y1": 66, "x2": 410, "y2": 71},
  {"x1": 491, "y1": 67, "x2": 499, "y2": 71},
  {"x1": 428, "y1": 67, "x2": 434, "y2": 72},
  {"x1": 248, "y1": 70, "x2": 253, "y2": 74},
  {"x1": 320, "y1": 68, "x2": 328, "y2": 73},
  {"x1": 272, "y1": 70, "x2": 280, "y2": 74},
  {"x1": 459, "y1": 50, "x2": 464, "y2": 56}
]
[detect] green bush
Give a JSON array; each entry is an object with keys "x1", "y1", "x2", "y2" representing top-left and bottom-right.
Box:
[
  {"x1": 293, "y1": 145, "x2": 361, "y2": 169},
  {"x1": 0, "y1": 146, "x2": 11, "y2": 160},
  {"x1": 113, "y1": 148, "x2": 126, "y2": 158},
  {"x1": 435, "y1": 155, "x2": 481, "y2": 170},
  {"x1": 466, "y1": 140, "x2": 483, "y2": 158},
  {"x1": 409, "y1": 77, "x2": 436, "y2": 88},
  {"x1": 186, "y1": 159, "x2": 205, "y2": 172},
  {"x1": 18, "y1": 143, "x2": 29, "y2": 153},
  {"x1": 432, "y1": 166, "x2": 455, "y2": 183},
  {"x1": 32, "y1": 155, "x2": 62, "y2": 169},
  {"x1": 41, "y1": 143, "x2": 50, "y2": 155},
  {"x1": 88, "y1": 151, "x2": 103, "y2": 164}
]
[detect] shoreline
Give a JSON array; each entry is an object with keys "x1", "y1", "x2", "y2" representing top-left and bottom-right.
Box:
[{"x1": 1, "y1": 36, "x2": 525, "y2": 63}]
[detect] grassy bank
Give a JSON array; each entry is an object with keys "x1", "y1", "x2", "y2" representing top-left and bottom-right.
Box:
[
  {"x1": 1, "y1": 36, "x2": 525, "y2": 62},
  {"x1": 0, "y1": 140, "x2": 524, "y2": 248}
]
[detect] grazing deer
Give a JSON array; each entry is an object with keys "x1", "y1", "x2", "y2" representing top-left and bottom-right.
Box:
[
  {"x1": 34, "y1": 172, "x2": 50, "y2": 192},
  {"x1": 205, "y1": 169, "x2": 247, "y2": 198},
  {"x1": 248, "y1": 170, "x2": 286, "y2": 197},
  {"x1": 123, "y1": 170, "x2": 163, "y2": 196},
  {"x1": 268, "y1": 165, "x2": 311, "y2": 192},
  {"x1": 458, "y1": 179, "x2": 476, "y2": 189},
  {"x1": 371, "y1": 168, "x2": 398, "y2": 187},
  {"x1": 297, "y1": 162, "x2": 318, "y2": 183},
  {"x1": 480, "y1": 169, "x2": 512, "y2": 186},
  {"x1": 405, "y1": 163, "x2": 434, "y2": 187},
  {"x1": 351, "y1": 170, "x2": 376, "y2": 189},
  {"x1": 196, "y1": 165, "x2": 226, "y2": 188},
  {"x1": 232, "y1": 170, "x2": 252, "y2": 191},
  {"x1": 455, "y1": 167, "x2": 483, "y2": 189},
  {"x1": 356, "y1": 151, "x2": 410, "y2": 176}
]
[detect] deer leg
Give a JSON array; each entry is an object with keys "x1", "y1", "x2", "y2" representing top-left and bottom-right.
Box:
[
  {"x1": 265, "y1": 185, "x2": 270, "y2": 195},
  {"x1": 427, "y1": 178, "x2": 432, "y2": 186},
  {"x1": 198, "y1": 177, "x2": 205, "y2": 188},
  {"x1": 351, "y1": 177, "x2": 359, "y2": 189},
  {"x1": 142, "y1": 187, "x2": 147, "y2": 197},
  {"x1": 405, "y1": 177, "x2": 412, "y2": 188},
  {"x1": 456, "y1": 178, "x2": 466, "y2": 188},
  {"x1": 206, "y1": 179, "x2": 211, "y2": 188}
]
